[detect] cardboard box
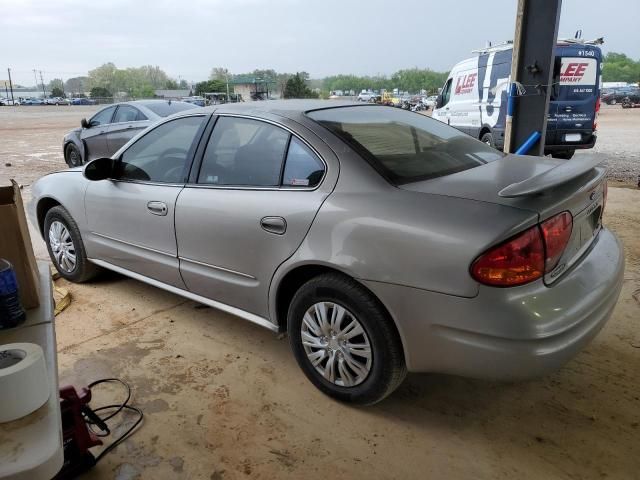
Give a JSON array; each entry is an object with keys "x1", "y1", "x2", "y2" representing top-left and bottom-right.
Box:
[{"x1": 0, "y1": 180, "x2": 40, "y2": 309}]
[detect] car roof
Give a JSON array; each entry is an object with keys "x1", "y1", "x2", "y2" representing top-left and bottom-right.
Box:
[{"x1": 196, "y1": 99, "x2": 363, "y2": 120}]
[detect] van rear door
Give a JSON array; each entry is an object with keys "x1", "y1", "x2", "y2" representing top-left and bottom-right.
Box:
[{"x1": 548, "y1": 46, "x2": 601, "y2": 148}]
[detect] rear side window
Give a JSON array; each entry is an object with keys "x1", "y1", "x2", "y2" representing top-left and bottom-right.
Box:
[
  {"x1": 198, "y1": 117, "x2": 289, "y2": 186},
  {"x1": 113, "y1": 105, "x2": 146, "y2": 123},
  {"x1": 282, "y1": 138, "x2": 324, "y2": 187},
  {"x1": 308, "y1": 106, "x2": 502, "y2": 185}
]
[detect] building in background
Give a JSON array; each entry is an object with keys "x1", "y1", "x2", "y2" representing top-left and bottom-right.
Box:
[{"x1": 229, "y1": 75, "x2": 276, "y2": 101}]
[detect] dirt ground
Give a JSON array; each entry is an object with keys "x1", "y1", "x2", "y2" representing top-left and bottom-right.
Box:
[{"x1": 0, "y1": 105, "x2": 639, "y2": 480}]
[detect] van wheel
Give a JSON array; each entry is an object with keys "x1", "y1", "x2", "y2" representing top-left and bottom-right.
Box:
[
  {"x1": 287, "y1": 273, "x2": 406, "y2": 405},
  {"x1": 481, "y1": 132, "x2": 495, "y2": 148},
  {"x1": 552, "y1": 150, "x2": 575, "y2": 160}
]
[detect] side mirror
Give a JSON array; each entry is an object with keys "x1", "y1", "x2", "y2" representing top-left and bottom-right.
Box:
[
  {"x1": 435, "y1": 94, "x2": 444, "y2": 109},
  {"x1": 83, "y1": 157, "x2": 114, "y2": 181},
  {"x1": 81, "y1": 118, "x2": 89, "y2": 129}
]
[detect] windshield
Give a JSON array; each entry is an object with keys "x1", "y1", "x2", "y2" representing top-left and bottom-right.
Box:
[
  {"x1": 143, "y1": 101, "x2": 199, "y2": 117},
  {"x1": 307, "y1": 106, "x2": 503, "y2": 184}
]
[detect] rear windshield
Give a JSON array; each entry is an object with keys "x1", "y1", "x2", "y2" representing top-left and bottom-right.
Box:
[
  {"x1": 307, "y1": 106, "x2": 503, "y2": 184},
  {"x1": 144, "y1": 101, "x2": 199, "y2": 117}
]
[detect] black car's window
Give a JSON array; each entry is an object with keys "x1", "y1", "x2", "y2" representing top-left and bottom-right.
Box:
[
  {"x1": 114, "y1": 116, "x2": 204, "y2": 183},
  {"x1": 144, "y1": 101, "x2": 199, "y2": 117},
  {"x1": 308, "y1": 106, "x2": 503, "y2": 185},
  {"x1": 198, "y1": 116, "x2": 289, "y2": 186},
  {"x1": 282, "y1": 137, "x2": 324, "y2": 187},
  {"x1": 113, "y1": 105, "x2": 146, "y2": 123},
  {"x1": 90, "y1": 106, "x2": 116, "y2": 126}
]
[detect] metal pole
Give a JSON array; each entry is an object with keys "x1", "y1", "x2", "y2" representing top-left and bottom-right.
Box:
[
  {"x1": 39, "y1": 71, "x2": 46, "y2": 98},
  {"x1": 33, "y1": 69, "x2": 39, "y2": 96},
  {"x1": 504, "y1": 0, "x2": 562, "y2": 155},
  {"x1": 7, "y1": 68, "x2": 14, "y2": 104}
]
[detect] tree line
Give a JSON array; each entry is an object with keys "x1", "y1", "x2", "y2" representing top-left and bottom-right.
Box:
[
  {"x1": 602, "y1": 52, "x2": 640, "y2": 84},
  {"x1": 40, "y1": 51, "x2": 640, "y2": 101}
]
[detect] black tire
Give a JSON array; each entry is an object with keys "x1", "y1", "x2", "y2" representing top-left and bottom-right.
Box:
[
  {"x1": 480, "y1": 131, "x2": 495, "y2": 148},
  {"x1": 65, "y1": 143, "x2": 83, "y2": 168},
  {"x1": 288, "y1": 273, "x2": 406, "y2": 405},
  {"x1": 44, "y1": 206, "x2": 100, "y2": 282},
  {"x1": 552, "y1": 150, "x2": 575, "y2": 160}
]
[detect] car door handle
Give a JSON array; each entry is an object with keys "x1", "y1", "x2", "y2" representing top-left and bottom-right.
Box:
[
  {"x1": 260, "y1": 216, "x2": 287, "y2": 235},
  {"x1": 126, "y1": 125, "x2": 134, "y2": 129},
  {"x1": 147, "y1": 201, "x2": 168, "y2": 216}
]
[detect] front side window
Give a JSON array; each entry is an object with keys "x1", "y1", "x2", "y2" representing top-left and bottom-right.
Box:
[
  {"x1": 282, "y1": 137, "x2": 324, "y2": 187},
  {"x1": 308, "y1": 106, "x2": 503, "y2": 184},
  {"x1": 115, "y1": 116, "x2": 204, "y2": 183},
  {"x1": 113, "y1": 105, "x2": 146, "y2": 123},
  {"x1": 441, "y1": 78, "x2": 453, "y2": 107},
  {"x1": 198, "y1": 117, "x2": 289, "y2": 186},
  {"x1": 90, "y1": 106, "x2": 116, "y2": 126}
]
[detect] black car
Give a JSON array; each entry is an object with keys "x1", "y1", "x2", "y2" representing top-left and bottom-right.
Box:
[
  {"x1": 62, "y1": 100, "x2": 200, "y2": 167},
  {"x1": 602, "y1": 87, "x2": 640, "y2": 105}
]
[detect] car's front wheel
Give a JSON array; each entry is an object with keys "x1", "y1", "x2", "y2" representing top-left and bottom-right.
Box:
[
  {"x1": 44, "y1": 206, "x2": 100, "y2": 282},
  {"x1": 288, "y1": 273, "x2": 406, "y2": 405},
  {"x1": 65, "y1": 143, "x2": 83, "y2": 168}
]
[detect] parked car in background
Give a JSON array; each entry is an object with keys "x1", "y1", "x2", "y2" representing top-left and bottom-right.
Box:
[
  {"x1": 22, "y1": 97, "x2": 45, "y2": 105},
  {"x1": 357, "y1": 91, "x2": 378, "y2": 102},
  {"x1": 602, "y1": 86, "x2": 640, "y2": 105},
  {"x1": 31, "y1": 101, "x2": 623, "y2": 405},
  {"x1": 621, "y1": 89, "x2": 640, "y2": 108},
  {"x1": 71, "y1": 98, "x2": 97, "y2": 105},
  {"x1": 423, "y1": 95, "x2": 438, "y2": 107},
  {"x1": 0, "y1": 98, "x2": 20, "y2": 106},
  {"x1": 182, "y1": 96, "x2": 206, "y2": 107},
  {"x1": 62, "y1": 99, "x2": 200, "y2": 167},
  {"x1": 45, "y1": 97, "x2": 70, "y2": 106}
]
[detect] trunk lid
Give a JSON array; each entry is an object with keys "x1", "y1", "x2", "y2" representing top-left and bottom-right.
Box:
[{"x1": 401, "y1": 154, "x2": 607, "y2": 283}]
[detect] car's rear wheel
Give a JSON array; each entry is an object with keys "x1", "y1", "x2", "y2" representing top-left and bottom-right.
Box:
[
  {"x1": 44, "y1": 206, "x2": 100, "y2": 282},
  {"x1": 65, "y1": 143, "x2": 83, "y2": 168},
  {"x1": 610, "y1": 98, "x2": 617, "y2": 105},
  {"x1": 288, "y1": 273, "x2": 406, "y2": 405}
]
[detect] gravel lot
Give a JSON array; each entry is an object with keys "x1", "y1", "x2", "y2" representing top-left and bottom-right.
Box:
[{"x1": 0, "y1": 105, "x2": 639, "y2": 480}]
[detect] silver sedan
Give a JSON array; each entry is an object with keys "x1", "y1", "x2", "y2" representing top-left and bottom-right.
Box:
[{"x1": 30, "y1": 100, "x2": 624, "y2": 404}]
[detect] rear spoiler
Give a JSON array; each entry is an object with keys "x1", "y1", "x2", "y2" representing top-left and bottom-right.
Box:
[{"x1": 498, "y1": 156, "x2": 605, "y2": 198}]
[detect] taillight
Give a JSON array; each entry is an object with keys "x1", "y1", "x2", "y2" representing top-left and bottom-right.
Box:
[
  {"x1": 471, "y1": 227, "x2": 544, "y2": 287},
  {"x1": 594, "y1": 97, "x2": 600, "y2": 131},
  {"x1": 540, "y1": 211, "x2": 573, "y2": 271},
  {"x1": 471, "y1": 211, "x2": 573, "y2": 287}
]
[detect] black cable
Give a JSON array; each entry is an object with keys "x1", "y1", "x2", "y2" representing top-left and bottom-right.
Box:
[{"x1": 81, "y1": 377, "x2": 144, "y2": 463}]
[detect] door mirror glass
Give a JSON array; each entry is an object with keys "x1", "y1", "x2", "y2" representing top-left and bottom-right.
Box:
[
  {"x1": 84, "y1": 157, "x2": 114, "y2": 181},
  {"x1": 435, "y1": 94, "x2": 443, "y2": 109},
  {"x1": 81, "y1": 118, "x2": 89, "y2": 129}
]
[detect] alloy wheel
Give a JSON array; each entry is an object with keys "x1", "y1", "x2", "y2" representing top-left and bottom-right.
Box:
[
  {"x1": 301, "y1": 302, "x2": 373, "y2": 387},
  {"x1": 49, "y1": 220, "x2": 77, "y2": 273}
]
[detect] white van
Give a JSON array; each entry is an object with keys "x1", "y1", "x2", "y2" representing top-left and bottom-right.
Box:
[{"x1": 432, "y1": 41, "x2": 602, "y2": 159}]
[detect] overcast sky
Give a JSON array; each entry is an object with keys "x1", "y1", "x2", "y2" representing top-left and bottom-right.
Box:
[{"x1": 1, "y1": 0, "x2": 639, "y2": 86}]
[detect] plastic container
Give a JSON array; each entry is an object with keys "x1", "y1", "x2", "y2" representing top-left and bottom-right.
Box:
[{"x1": 0, "y1": 258, "x2": 26, "y2": 329}]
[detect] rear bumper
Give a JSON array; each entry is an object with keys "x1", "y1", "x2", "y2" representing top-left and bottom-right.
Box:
[
  {"x1": 544, "y1": 133, "x2": 597, "y2": 152},
  {"x1": 363, "y1": 228, "x2": 624, "y2": 379}
]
